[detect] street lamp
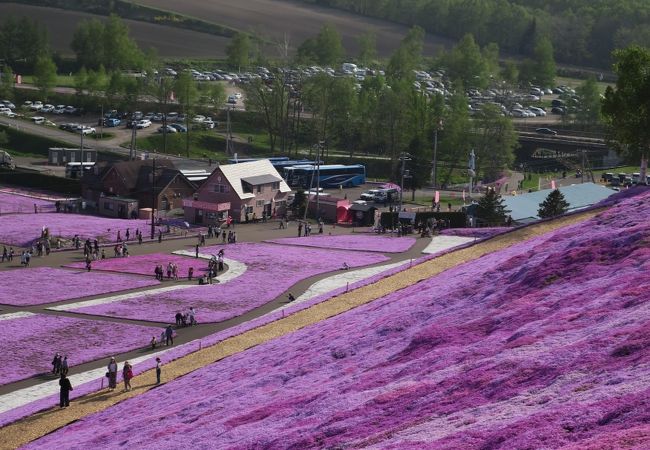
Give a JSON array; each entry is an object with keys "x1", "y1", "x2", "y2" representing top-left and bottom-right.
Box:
[{"x1": 399, "y1": 152, "x2": 412, "y2": 212}]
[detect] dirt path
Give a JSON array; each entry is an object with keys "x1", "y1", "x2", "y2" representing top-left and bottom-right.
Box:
[{"x1": 0, "y1": 209, "x2": 602, "y2": 449}]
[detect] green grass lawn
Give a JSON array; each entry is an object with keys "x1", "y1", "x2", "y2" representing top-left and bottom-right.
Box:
[
  {"x1": 21, "y1": 75, "x2": 77, "y2": 88},
  {"x1": 130, "y1": 130, "x2": 232, "y2": 160}
]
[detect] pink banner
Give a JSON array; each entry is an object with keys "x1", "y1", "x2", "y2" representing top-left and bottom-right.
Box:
[
  {"x1": 551, "y1": 180, "x2": 556, "y2": 190},
  {"x1": 462, "y1": 190, "x2": 466, "y2": 201}
]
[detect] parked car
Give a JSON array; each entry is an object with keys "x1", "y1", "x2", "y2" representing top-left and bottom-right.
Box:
[
  {"x1": 76, "y1": 125, "x2": 96, "y2": 135},
  {"x1": 535, "y1": 128, "x2": 558, "y2": 135},
  {"x1": 103, "y1": 118, "x2": 121, "y2": 127},
  {"x1": 64, "y1": 106, "x2": 77, "y2": 114},
  {"x1": 40, "y1": 104, "x2": 55, "y2": 113},
  {"x1": 360, "y1": 190, "x2": 380, "y2": 201},
  {"x1": 170, "y1": 123, "x2": 187, "y2": 132},
  {"x1": 31, "y1": 116, "x2": 45, "y2": 124},
  {"x1": 202, "y1": 118, "x2": 216, "y2": 129},
  {"x1": 59, "y1": 123, "x2": 79, "y2": 131},
  {"x1": 30, "y1": 101, "x2": 43, "y2": 111},
  {"x1": 192, "y1": 115, "x2": 206, "y2": 123},
  {"x1": 136, "y1": 119, "x2": 152, "y2": 129},
  {"x1": 157, "y1": 125, "x2": 177, "y2": 134},
  {"x1": 227, "y1": 95, "x2": 238, "y2": 104},
  {"x1": 551, "y1": 107, "x2": 566, "y2": 115},
  {"x1": 53, "y1": 105, "x2": 66, "y2": 114},
  {"x1": 1, "y1": 100, "x2": 15, "y2": 109}
]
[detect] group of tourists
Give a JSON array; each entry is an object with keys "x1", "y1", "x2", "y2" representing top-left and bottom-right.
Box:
[
  {"x1": 154, "y1": 262, "x2": 182, "y2": 281},
  {"x1": 105, "y1": 357, "x2": 135, "y2": 392},
  {"x1": 1, "y1": 246, "x2": 15, "y2": 263},
  {"x1": 51, "y1": 353, "x2": 70, "y2": 376},
  {"x1": 198, "y1": 250, "x2": 225, "y2": 284},
  {"x1": 297, "y1": 220, "x2": 324, "y2": 237},
  {"x1": 174, "y1": 307, "x2": 197, "y2": 327}
]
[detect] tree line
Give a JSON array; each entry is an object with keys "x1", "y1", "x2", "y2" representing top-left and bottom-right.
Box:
[{"x1": 298, "y1": 0, "x2": 650, "y2": 69}]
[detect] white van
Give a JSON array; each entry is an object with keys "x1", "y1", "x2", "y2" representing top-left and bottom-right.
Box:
[
  {"x1": 341, "y1": 62, "x2": 358, "y2": 74},
  {"x1": 31, "y1": 116, "x2": 45, "y2": 124}
]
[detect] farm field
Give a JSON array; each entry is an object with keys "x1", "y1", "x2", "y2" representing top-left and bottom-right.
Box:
[
  {"x1": 22, "y1": 189, "x2": 650, "y2": 449},
  {"x1": 0, "y1": 3, "x2": 230, "y2": 58},
  {"x1": 132, "y1": 0, "x2": 451, "y2": 57}
]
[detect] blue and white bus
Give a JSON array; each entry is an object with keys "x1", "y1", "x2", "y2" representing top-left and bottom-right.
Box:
[{"x1": 283, "y1": 164, "x2": 366, "y2": 188}]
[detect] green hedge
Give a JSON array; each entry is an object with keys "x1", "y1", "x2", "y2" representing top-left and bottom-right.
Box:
[
  {"x1": 0, "y1": 168, "x2": 81, "y2": 195},
  {"x1": 380, "y1": 211, "x2": 467, "y2": 229},
  {"x1": 0, "y1": 125, "x2": 70, "y2": 157}
]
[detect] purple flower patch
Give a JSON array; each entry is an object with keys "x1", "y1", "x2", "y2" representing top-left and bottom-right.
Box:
[
  {"x1": 440, "y1": 227, "x2": 511, "y2": 239},
  {"x1": 0, "y1": 192, "x2": 55, "y2": 214},
  {"x1": 0, "y1": 267, "x2": 159, "y2": 306},
  {"x1": 24, "y1": 190, "x2": 650, "y2": 449},
  {"x1": 0, "y1": 214, "x2": 152, "y2": 246},
  {"x1": 69, "y1": 242, "x2": 389, "y2": 323},
  {"x1": 265, "y1": 234, "x2": 416, "y2": 253},
  {"x1": 1, "y1": 313, "x2": 156, "y2": 386},
  {"x1": 66, "y1": 253, "x2": 207, "y2": 278}
]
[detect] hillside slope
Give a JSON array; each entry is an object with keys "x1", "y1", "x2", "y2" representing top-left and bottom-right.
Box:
[{"x1": 25, "y1": 190, "x2": 650, "y2": 449}]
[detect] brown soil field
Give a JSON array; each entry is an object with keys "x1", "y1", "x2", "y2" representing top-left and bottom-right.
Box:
[
  {"x1": 0, "y1": 3, "x2": 230, "y2": 58},
  {"x1": 132, "y1": 0, "x2": 453, "y2": 58}
]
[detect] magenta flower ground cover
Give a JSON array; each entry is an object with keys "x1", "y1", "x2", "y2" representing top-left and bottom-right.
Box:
[
  {"x1": 0, "y1": 267, "x2": 159, "y2": 306},
  {"x1": 25, "y1": 190, "x2": 650, "y2": 449},
  {"x1": 0, "y1": 214, "x2": 152, "y2": 246},
  {"x1": 65, "y1": 253, "x2": 207, "y2": 279},
  {"x1": 265, "y1": 234, "x2": 416, "y2": 253},
  {"x1": 0, "y1": 192, "x2": 55, "y2": 214},
  {"x1": 69, "y1": 243, "x2": 388, "y2": 323},
  {"x1": 2, "y1": 313, "x2": 156, "y2": 386},
  {"x1": 440, "y1": 226, "x2": 511, "y2": 239}
]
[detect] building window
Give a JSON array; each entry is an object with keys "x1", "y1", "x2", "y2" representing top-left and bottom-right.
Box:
[
  {"x1": 246, "y1": 205, "x2": 254, "y2": 213},
  {"x1": 256, "y1": 200, "x2": 264, "y2": 207},
  {"x1": 257, "y1": 184, "x2": 262, "y2": 193},
  {"x1": 104, "y1": 202, "x2": 114, "y2": 211},
  {"x1": 213, "y1": 183, "x2": 229, "y2": 193},
  {"x1": 272, "y1": 182, "x2": 280, "y2": 190}
]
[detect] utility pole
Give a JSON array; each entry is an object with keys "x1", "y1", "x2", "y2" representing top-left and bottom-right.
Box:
[
  {"x1": 150, "y1": 158, "x2": 156, "y2": 239},
  {"x1": 468, "y1": 149, "x2": 476, "y2": 199},
  {"x1": 226, "y1": 106, "x2": 234, "y2": 156},
  {"x1": 431, "y1": 119, "x2": 442, "y2": 187},
  {"x1": 399, "y1": 152, "x2": 412, "y2": 212},
  {"x1": 129, "y1": 113, "x2": 137, "y2": 160}
]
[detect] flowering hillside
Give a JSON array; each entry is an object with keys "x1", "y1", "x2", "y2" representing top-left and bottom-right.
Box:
[
  {"x1": 25, "y1": 191, "x2": 650, "y2": 449},
  {"x1": 69, "y1": 243, "x2": 388, "y2": 323},
  {"x1": 0, "y1": 192, "x2": 55, "y2": 214},
  {"x1": 266, "y1": 234, "x2": 416, "y2": 252}
]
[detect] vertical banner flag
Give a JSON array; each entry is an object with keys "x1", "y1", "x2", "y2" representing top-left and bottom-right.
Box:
[
  {"x1": 435, "y1": 191, "x2": 440, "y2": 204},
  {"x1": 551, "y1": 180, "x2": 556, "y2": 189}
]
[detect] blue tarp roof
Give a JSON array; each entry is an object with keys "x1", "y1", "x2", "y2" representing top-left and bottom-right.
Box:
[{"x1": 502, "y1": 182, "x2": 617, "y2": 222}]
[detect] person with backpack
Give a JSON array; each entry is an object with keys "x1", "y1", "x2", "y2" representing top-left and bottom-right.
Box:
[{"x1": 59, "y1": 374, "x2": 73, "y2": 408}]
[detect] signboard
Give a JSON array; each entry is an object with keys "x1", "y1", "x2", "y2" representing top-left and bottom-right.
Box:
[
  {"x1": 182, "y1": 199, "x2": 230, "y2": 212},
  {"x1": 398, "y1": 211, "x2": 416, "y2": 222}
]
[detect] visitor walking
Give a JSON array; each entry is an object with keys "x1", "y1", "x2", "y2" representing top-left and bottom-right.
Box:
[
  {"x1": 59, "y1": 374, "x2": 73, "y2": 408},
  {"x1": 107, "y1": 357, "x2": 118, "y2": 391},
  {"x1": 60, "y1": 356, "x2": 69, "y2": 376},
  {"x1": 165, "y1": 325, "x2": 174, "y2": 346},
  {"x1": 51, "y1": 353, "x2": 61, "y2": 374},
  {"x1": 155, "y1": 357, "x2": 162, "y2": 384},
  {"x1": 123, "y1": 361, "x2": 133, "y2": 391}
]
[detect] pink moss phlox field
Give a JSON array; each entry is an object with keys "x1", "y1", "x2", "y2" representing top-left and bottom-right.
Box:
[
  {"x1": 265, "y1": 234, "x2": 416, "y2": 253},
  {"x1": 2, "y1": 314, "x2": 156, "y2": 386},
  {"x1": 0, "y1": 214, "x2": 152, "y2": 246},
  {"x1": 66, "y1": 253, "x2": 207, "y2": 278},
  {"x1": 25, "y1": 190, "x2": 650, "y2": 448},
  {"x1": 0, "y1": 192, "x2": 55, "y2": 214},
  {"x1": 70, "y1": 242, "x2": 389, "y2": 323},
  {"x1": 440, "y1": 227, "x2": 510, "y2": 239},
  {"x1": 0, "y1": 267, "x2": 159, "y2": 306}
]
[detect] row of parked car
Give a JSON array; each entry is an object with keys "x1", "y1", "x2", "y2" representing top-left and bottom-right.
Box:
[{"x1": 602, "y1": 172, "x2": 649, "y2": 187}]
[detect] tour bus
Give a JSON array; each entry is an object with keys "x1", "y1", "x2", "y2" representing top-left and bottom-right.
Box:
[
  {"x1": 65, "y1": 162, "x2": 95, "y2": 179},
  {"x1": 283, "y1": 164, "x2": 366, "y2": 189}
]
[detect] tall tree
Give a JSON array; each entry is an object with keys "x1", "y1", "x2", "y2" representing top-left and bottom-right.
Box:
[
  {"x1": 357, "y1": 31, "x2": 378, "y2": 67},
  {"x1": 532, "y1": 36, "x2": 556, "y2": 87},
  {"x1": 173, "y1": 72, "x2": 198, "y2": 157},
  {"x1": 475, "y1": 188, "x2": 510, "y2": 226},
  {"x1": 437, "y1": 89, "x2": 472, "y2": 186},
  {"x1": 538, "y1": 189, "x2": 569, "y2": 219},
  {"x1": 472, "y1": 104, "x2": 518, "y2": 182},
  {"x1": 243, "y1": 76, "x2": 292, "y2": 152},
  {"x1": 0, "y1": 16, "x2": 49, "y2": 72},
  {"x1": 386, "y1": 26, "x2": 424, "y2": 82},
  {"x1": 33, "y1": 55, "x2": 57, "y2": 101},
  {"x1": 573, "y1": 76, "x2": 602, "y2": 128},
  {"x1": 443, "y1": 34, "x2": 489, "y2": 88},
  {"x1": 0, "y1": 66, "x2": 15, "y2": 100},
  {"x1": 296, "y1": 24, "x2": 344, "y2": 66},
  {"x1": 602, "y1": 46, "x2": 650, "y2": 169},
  {"x1": 226, "y1": 33, "x2": 251, "y2": 71}
]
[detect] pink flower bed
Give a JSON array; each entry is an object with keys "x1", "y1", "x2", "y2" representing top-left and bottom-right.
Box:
[
  {"x1": 265, "y1": 234, "x2": 416, "y2": 253},
  {"x1": 440, "y1": 227, "x2": 511, "y2": 239},
  {"x1": 0, "y1": 192, "x2": 55, "y2": 214},
  {"x1": 25, "y1": 190, "x2": 650, "y2": 449},
  {"x1": 0, "y1": 267, "x2": 159, "y2": 306},
  {"x1": 1, "y1": 314, "x2": 156, "y2": 386},
  {"x1": 0, "y1": 214, "x2": 151, "y2": 246},
  {"x1": 69, "y1": 243, "x2": 388, "y2": 323},
  {"x1": 66, "y1": 253, "x2": 207, "y2": 278}
]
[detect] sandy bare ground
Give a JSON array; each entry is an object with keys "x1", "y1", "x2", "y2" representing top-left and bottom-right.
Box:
[
  {"x1": 0, "y1": 3, "x2": 230, "y2": 58},
  {"x1": 132, "y1": 0, "x2": 453, "y2": 58}
]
